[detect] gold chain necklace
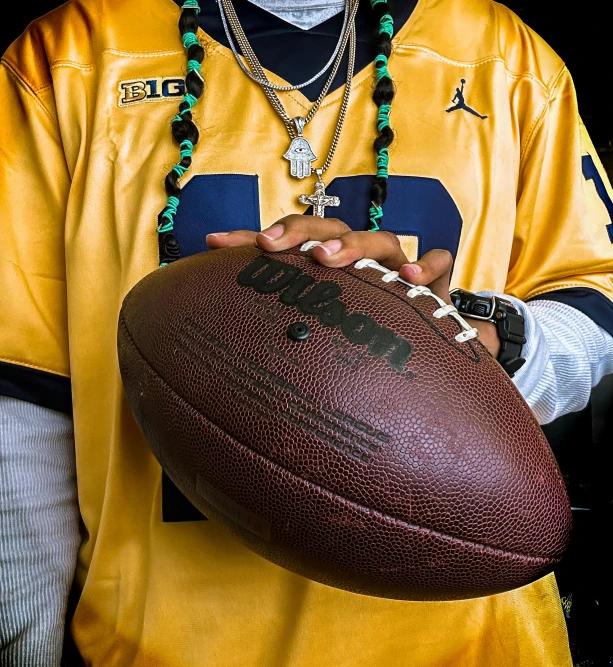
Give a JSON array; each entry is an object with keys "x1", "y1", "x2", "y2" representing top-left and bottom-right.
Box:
[{"x1": 217, "y1": 0, "x2": 359, "y2": 216}]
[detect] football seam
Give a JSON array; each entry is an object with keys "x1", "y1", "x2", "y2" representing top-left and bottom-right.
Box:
[
  {"x1": 345, "y1": 268, "x2": 483, "y2": 361},
  {"x1": 119, "y1": 313, "x2": 561, "y2": 566},
  {"x1": 276, "y1": 249, "x2": 483, "y2": 362},
  {"x1": 280, "y1": 252, "x2": 549, "y2": 447}
]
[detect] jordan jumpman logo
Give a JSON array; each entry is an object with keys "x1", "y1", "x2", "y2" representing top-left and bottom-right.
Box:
[{"x1": 446, "y1": 79, "x2": 488, "y2": 119}]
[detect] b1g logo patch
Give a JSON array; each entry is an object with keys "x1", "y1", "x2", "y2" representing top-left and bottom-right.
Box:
[{"x1": 118, "y1": 77, "x2": 185, "y2": 107}]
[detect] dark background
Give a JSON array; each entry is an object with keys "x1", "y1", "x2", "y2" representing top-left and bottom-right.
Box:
[{"x1": 505, "y1": 1, "x2": 610, "y2": 152}]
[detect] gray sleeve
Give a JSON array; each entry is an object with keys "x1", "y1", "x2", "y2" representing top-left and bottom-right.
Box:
[
  {"x1": 0, "y1": 396, "x2": 80, "y2": 667},
  {"x1": 476, "y1": 292, "x2": 613, "y2": 425},
  {"x1": 510, "y1": 298, "x2": 613, "y2": 424}
]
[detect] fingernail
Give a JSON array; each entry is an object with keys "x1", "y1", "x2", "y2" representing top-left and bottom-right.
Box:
[
  {"x1": 403, "y1": 263, "x2": 423, "y2": 275},
  {"x1": 207, "y1": 232, "x2": 229, "y2": 237},
  {"x1": 319, "y1": 239, "x2": 343, "y2": 256},
  {"x1": 259, "y1": 224, "x2": 284, "y2": 241}
]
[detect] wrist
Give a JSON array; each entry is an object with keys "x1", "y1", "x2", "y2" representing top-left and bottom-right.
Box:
[
  {"x1": 449, "y1": 289, "x2": 527, "y2": 377},
  {"x1": 471, "y1": 320, "x2": 501, "y2": 358}
]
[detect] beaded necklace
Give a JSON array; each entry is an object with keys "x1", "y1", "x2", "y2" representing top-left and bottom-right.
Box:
[{"x1": 157, "y1": 0, "x2": 395, "y2": 267}]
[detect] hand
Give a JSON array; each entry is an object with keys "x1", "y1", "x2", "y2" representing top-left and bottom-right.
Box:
[{"x1": 206, "y1": 215, "x2": 501, "y2": 357}]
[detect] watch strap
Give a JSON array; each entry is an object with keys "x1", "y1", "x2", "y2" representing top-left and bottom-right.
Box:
[
  {"x1": 495, "y1": 307, "x2": 527, "y2": 377},
  {"x1": 450, "y1": 290, "x2": 527, "y2": 378}
]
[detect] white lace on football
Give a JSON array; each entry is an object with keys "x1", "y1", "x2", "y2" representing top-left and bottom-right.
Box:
[{"x1": 299, "y1": 242, "x2": 479, "y2": 343}]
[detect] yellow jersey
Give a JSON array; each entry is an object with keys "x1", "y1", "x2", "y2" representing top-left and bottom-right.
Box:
[{"x1": 2, "y1": 0, "x2": 613, "y2": 664}]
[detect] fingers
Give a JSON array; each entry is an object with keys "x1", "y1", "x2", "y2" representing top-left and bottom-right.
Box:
[
  {"x1": 206, "y1": 215, "x2": 352, "y2": 255},
  {"x1": 206, "y1": 230, "x2": 259, "y2": 248},
  {"x1": 207, "y1": 215, "x2": 410, "y2": 273},
  {"x1": 399, "y1": 249, "x2": 454, "y2": 304},
  {"x1": 311, "y1": 230, "x2": 409, "y2": 271},
  {"x1": 255, "y1": 215, "x2": 351, "y2": 251},
  {"x1": 205, "y1": 217, "x2": 451, "y2": 306}
]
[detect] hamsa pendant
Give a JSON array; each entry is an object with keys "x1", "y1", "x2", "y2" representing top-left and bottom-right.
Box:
[{"x1": 283, "y1": 136, "x2": 317, "y2": 179}]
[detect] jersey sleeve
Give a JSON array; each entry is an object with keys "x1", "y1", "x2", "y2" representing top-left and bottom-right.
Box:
[
  {"x1": 0, "y1": 58, "x2": 72, "y2": 414},
  {"x1": 505, "y1": 67, "x2": 613, "y2": 337}
]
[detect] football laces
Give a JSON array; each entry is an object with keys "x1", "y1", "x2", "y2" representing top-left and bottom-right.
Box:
[{"x1": 300, "y1": 242, "x2": 479, "y2": 344}]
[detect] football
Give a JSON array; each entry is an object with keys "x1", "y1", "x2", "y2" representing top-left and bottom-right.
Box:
[{"x1": 118, "y1": 245, "x2": 572, "y2": 601}]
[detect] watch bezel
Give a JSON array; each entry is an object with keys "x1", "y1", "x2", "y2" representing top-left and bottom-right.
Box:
[{"x1": 449, "y1": 289, "x2": 496, "y2": 322}]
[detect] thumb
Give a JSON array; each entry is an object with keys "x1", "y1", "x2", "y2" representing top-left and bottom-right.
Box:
[{"x1": 399, "y1": 249, "x2": 453, "y2": 304}]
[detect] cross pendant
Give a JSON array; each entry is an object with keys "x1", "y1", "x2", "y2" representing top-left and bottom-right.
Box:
[{"x1": 298, "y1": 175, "x2": 340, "y2": 218}]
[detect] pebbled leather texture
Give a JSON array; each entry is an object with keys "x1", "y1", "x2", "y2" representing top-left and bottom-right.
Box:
[{"x1": 118, "y1": 246, "x2": 572, "y2": 601}]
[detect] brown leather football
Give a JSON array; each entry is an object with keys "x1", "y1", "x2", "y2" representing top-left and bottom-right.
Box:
[{"x1": 117, "y1": 245, "x2": 572, "y2": 601}]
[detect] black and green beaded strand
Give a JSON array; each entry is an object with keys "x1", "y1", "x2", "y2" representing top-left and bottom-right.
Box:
[
  {"x1": 157, "y1": 0, "x2": 205, "y2": 266},
  {"x1": 160, "y1": 0, "x2": 396, "y2": 259},
  {"x1": 369, "y1": 0, "x2": 395, "y2": 231}
]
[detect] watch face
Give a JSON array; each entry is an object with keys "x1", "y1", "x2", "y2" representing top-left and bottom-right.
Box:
[
  {"x1": 470, "y1": 301, "x2": 491, "y2": 317},
  {"x1": 450, "y1": 291, "x2": 494, "y2": 320}
]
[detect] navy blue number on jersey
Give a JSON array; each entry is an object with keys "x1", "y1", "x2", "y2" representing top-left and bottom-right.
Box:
[
  {"x1": 318, "y1": 176, "x2": 462, "y2": 259},
  {"x1": 174, "y1": 174, "x2": 463, "y2": 260},
  {"x1": 582, "y1": 155, "x2": 613, "y2": 243}
]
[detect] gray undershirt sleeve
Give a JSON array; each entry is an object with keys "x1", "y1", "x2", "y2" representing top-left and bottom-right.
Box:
[
  {"x1": 477, "y1": 293, "x2": 613, "y2": 425},
  {"x1": 0, "y1": 396, "x2": 80, "y2": 667}
]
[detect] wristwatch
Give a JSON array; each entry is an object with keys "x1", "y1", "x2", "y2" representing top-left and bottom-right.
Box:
[{"x1": 449, "y1": 289, "x2": 527, "y2": 378}]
